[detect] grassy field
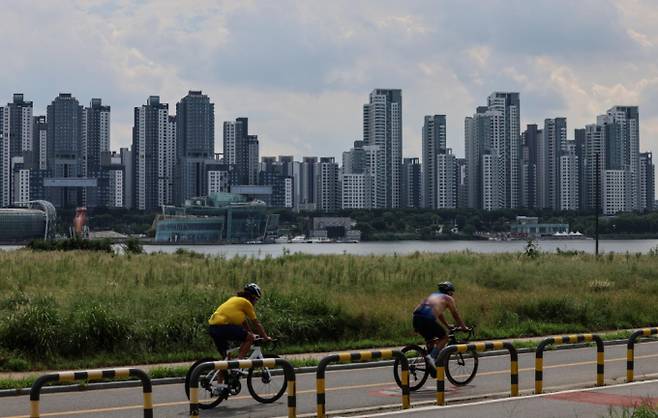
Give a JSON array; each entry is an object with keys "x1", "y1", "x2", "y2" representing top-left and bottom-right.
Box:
[{"x1": 1, "y1": 249, "x2": 657, "y2": 372}]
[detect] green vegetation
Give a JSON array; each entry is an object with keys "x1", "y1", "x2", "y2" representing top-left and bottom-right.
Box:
[
  {"x1": 27, "y1": 238, "x2": 113, "y2": 252},
  {"x1": 1, "y1": 250, "x2": 657, "y2": 374},
  {"x1": 607, "y1": 404, "x2": 658, "y2": 418}
]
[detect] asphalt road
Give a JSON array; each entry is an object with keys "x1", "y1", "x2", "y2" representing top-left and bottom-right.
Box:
[{"x1": 1, "y1": 341, "x2": 657, "y2": 418}]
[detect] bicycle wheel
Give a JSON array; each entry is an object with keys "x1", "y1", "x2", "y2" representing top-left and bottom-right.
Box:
[
  {"x1": 185, "y1": 357, "x2": 228, "y2": 409},
  {"x1": 247, "y1": 354, "x2": 288, "y2": 403},
  {"x1": 394, "y1": 345, "x2": 429, "y2": 391},
  {"x1": 445, "y1": 349, "x2": 478, "y2": 386}
]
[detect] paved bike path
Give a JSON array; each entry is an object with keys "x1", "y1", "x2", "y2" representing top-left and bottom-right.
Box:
[
  {"x1": 350, "y1": 380, "x2": 658, "y2": 418},
  {"x1": 1, "y1": 341, "x2": 657, "y2": 417}
]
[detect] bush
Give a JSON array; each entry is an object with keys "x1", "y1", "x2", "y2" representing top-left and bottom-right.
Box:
[{"x1": 27, "y1": 238, "x2": 112, "y2": 252}]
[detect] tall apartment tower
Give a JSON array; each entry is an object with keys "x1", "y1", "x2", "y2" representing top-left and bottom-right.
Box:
[
  {"x1": 401, "y1": 157, "x2": 421, "y2": 209},
  {"x1": 132, "y1": 96, "x2": 174, "y2": 211},
  {"x1": 363, "y1": 89, "x2": 402, "y2": 208},
  {"x1": 639, "y1": 152, "x2": 655, "y2": 211},
  {"x1": 315, "y1": 157, "x2": 340, "y2": 212},
  {"x1": 422, "y1": 115, "x2": 446, "y2": 209},
  {"x1": 294, "y1": 156, "x2": 318, "y2": 211},
  {"x1": 604, "y1": 106, "x2": 640, "y2": 211},
  {"x1": 487, "y1": 92, "x2": 521, "y2": 208},
  {"x1": 436, "y1": 149, "x2": 456, "y2": 209},
  {"x1": 223, "y1": 117, "x2": 258, "y2": 185},
  {"x1": 47, "y1": 93, "x2": 84, "y2": 207},
  {"x1": 81, "y1": 98, "x2": 111, "y2": 207},
  {"x1": 559, "y1": 141, "x2": 579, "y2": 211},
  {"x1": 521, "y1": 124, "x2": 539, "y2": 209},
  {"x1": 465, "y1": 105, "x2": 505, "y2": 210},
  {"x1": 82, "y1": 98, "x2": 110, "y2": 178},
  {"x1": 455, "y1": 158, "x2": 468, "y2": 209},
  {"x1": 175, "y1": 91, "x2": 214, "y2": 204},
  {"x1": 1, "y1": 94, "x2": 33, "y2": 206},
  {"x1": 582, "y1": 123, "x2": 605, "y2": 211},
  {"x1": 538, "y1": 117, "x2": 567, "y2": 209},
  {"x1": 574, "y1": 128, "x2": 586, "y2": 210}
]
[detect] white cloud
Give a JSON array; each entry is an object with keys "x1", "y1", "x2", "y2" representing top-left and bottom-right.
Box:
[{"x1": 1, "y1": 0, "x2": 658, "y2": 162}]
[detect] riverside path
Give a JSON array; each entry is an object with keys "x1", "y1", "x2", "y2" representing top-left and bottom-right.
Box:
[{"x1": 0, "y1": 341, "x2": 657, "y2": 417}]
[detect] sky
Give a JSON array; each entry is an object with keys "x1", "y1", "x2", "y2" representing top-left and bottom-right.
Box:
[{"x1": 2, "y1": 0, "x2": 658, "y2": 160}]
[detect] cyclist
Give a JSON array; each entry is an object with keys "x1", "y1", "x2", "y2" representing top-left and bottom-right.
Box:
[
  {"x1": 412, "y1": 281, "x2": 468, "y2": 367},
  {"x1": 208, "y1": 283, "x2": 272, "y2": 360}
]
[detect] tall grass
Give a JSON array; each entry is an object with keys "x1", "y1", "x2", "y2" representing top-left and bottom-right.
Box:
[{"x1": 1, "y1": 250, "x2": 657, "y2": 370}]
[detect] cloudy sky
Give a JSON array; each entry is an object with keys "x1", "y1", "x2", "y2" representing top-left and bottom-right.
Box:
[{"x1": 2, "y1": 0, "x2": 657, "y2": 159}]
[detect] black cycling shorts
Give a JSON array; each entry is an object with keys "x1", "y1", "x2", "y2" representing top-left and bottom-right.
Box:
[
  {"x1": 412, "y1": 315, "x2": 447, "y2": 342},
  {"x1": 208, "y1": 324, "x2": 248, "y2": 358}
]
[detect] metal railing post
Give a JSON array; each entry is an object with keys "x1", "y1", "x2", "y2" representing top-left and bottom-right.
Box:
[
  {"x1": 29, "y1": 368, "x2": 152, "y2": 418},
  {"x1": 535, "y1": 334, "x2": 604, "y2": 394},
  {"x1": 188, "y1": 358, "x2": 295, "y2": 418},
  {"x1": 315, "y1": 349, "x2": 409, "y2": 418},
  {"x1": 435, "y1": 341, "x2": 518, "y2": 406},
  {"x1": 627, "y1": 327, "x2": 658, "y2": 382}
]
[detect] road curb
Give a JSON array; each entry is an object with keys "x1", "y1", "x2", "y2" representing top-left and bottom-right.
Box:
[{"x1": 0, "y1": 338, "x2": 639, "y2": 398}]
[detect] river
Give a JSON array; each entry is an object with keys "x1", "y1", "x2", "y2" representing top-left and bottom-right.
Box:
[{"x1": 2, "y1": 239, "x2": 658, "y2": 258}]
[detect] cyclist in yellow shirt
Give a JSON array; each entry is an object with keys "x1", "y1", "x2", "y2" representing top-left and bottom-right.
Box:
[{"x1": 208, "y1": 283, "x2": 272, "y2": 359}]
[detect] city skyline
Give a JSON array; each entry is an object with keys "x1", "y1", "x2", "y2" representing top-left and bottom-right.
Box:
[{"x1": 2, "y1": 1, "x2": 658, "y2": 160}]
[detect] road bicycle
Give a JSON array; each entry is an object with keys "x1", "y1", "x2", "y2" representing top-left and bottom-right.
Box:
[
  {"x1": 394, "y1": 327, "x2": 478, "y2": 391},
  {"x1": 184, "y1": 338, "x2": 287, "y2": 409}
]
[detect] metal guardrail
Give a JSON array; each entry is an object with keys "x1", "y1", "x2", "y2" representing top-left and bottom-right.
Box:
[
  {"x1": 29, "y1": 367, "x2": 152, "y2": 418},
  {"x1": 627, "y1": 327, "x2": 658, "y2": 382},
  {"x1": 435, "y1": 341, "x2": 518, "y2": 405},
  {"x1": 188, "y1": 358, "x2": 296, "y2": 418},
  {"x1": 316, "y1": 349, "x2": 409, "y2": 418},
  {"x1": 535, "y1": 334, "x2": 604, "y2": 394}
]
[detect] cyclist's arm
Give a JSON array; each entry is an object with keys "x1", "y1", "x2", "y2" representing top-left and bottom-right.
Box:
[
  {"x1": 250, "y1": 318, "x2": 271, "y2": 340},
  {"x1": 446, "y1": 298, "x2": 467, "y2": 329},
  {"x1": 436, "y1": 313, "x2": 451, "y2": 330}
]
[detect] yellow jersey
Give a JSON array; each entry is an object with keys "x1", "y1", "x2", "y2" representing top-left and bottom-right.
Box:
[{"x1": 208, "y1": 296, "x2": 257, "y2": 326}]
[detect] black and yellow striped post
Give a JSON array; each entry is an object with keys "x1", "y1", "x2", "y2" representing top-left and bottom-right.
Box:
[
  {"x1": 315, "y1": 349, "x2": 409, "y2": 418},
  {"x1": 189, "y1": 358, "x2": 296, "y2": 418},
  {"x1": 627, "y1": 327, "x2": 658, "y2": 382},
  {"x1": 535, "y1": 334, "x2": 604, "y2": 394},
  {"x1": 435, "y1": 341, "x2": 518, "y2": 406},
  {"x1": 29, "y1": 368, "x2": 152, "y2": 418}
]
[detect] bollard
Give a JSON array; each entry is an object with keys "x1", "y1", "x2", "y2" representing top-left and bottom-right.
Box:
[
  {"x1": 627, "y1": 327, "x2": 658, "y2": 382},
  {"x1": 535, "y1": 334, "x2": 604, "y2": 394},
  {"x1": 29, "y1": 368, "x2": 152, "y2": 418},
  {"x1": 435, "y1": 341, "x2": 518, "y2": 406},
  {"x1": 316, "y1": 349, "x2": 409, "y2": 418}
]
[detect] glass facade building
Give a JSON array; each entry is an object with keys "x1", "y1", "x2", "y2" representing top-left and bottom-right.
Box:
[{"x1": 154, "y1": 192, "x2": 278, "y2": 243}]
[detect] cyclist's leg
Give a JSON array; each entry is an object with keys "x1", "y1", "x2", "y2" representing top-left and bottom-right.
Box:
[
  {"x1": 238, "y1": 332, "x2": 254, "y2": 359},
  {"x1": 208, "y1": 325, "x2": 231, "y2": 385}
]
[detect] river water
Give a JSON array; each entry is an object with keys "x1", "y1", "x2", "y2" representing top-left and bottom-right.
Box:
[{"x1": 3, "y1": 239, "x2": 658, "y2": 258}]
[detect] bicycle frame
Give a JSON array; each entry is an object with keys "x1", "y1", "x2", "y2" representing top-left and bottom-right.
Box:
[{"x1": 204, "y1": 344, "x2": 267, "y2": 389}]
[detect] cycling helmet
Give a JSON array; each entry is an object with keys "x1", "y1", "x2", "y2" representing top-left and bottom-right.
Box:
[
  {"x1": 244, "y1": 283, "x2": 262, "y2": 299},
  {"x1": 437, "y1": 281, "x2": 455, "y2": 294}
]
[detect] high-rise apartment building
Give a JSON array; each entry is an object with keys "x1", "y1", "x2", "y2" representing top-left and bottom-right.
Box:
[
  {"x1": 363, "y1": 89, "x2": 402, "y2": 208},
  {"x1": 455, "y1": 158, "x2": 468, "y2": 209},
  {"x1": 46, "y1": 93, "x2": 85, "y2": 207},
  {"x1": 81, "y1": 98, "x2": 111, "y2": 207},
  {"x1": 436, "y1": 150, "x2": 456, "y2": 209},
  {"x1": 401, "y1": 157, "x2": 421, "y2": 209},
  {"x1": 295, "y1": 156, "x2": 318, "y2": 211},
  {"x1": 521, "y1": 124, "x2": 539, "y2": 209},
  {"x1": 422, "y1": 115, "x2": 446, "y2": 208},
  {"x1": 465, "y1": 104, "x2": 505, "y2": 210},
  {"x1": 175, "y1": 91, "x2": 214, "y2": 204},
  {"x1": 582, "y1": 123, "x2": 605, "y2": 211},
  {"x1": 315, "y1": 157, "x2": 339, "y2": 212},
  {"x1": 538, "y1": 117, "x2": 566, "y2": 209},
  {"x1": 639, "y1": 152, "x2": 655, "y2": 211},
  {"x1": 487, "y1": 92, "x2": 521, "y2": 208},
  {"x1": 1, "y1": 94, "x2": 33, "y2": 206},
  {"x1": 559, "y1": 142, "x2": 579, "y2": 211},
  {"x1": 604, "y1": 106, "x2": 640, "y2": 211},
  {"x1": 223, "y1": 117, "x2": 259, "y2": 186},
  {"x1": 341, "y1": 173, "x2": 369, "y2": 209},
  {"x1": 132, "y1": 96, "x2": 173, "y2": 211}
]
